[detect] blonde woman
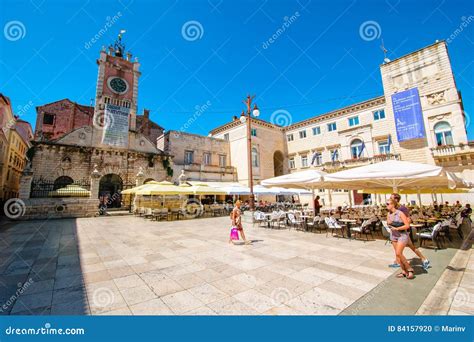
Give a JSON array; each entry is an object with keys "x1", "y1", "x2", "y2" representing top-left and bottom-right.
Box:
[
  {"x1": 230, "y1": 200, "x2": 251, "y2": 245},
  {"x1": 387, "y1": 199, "x2": 415, "y2": 279}
]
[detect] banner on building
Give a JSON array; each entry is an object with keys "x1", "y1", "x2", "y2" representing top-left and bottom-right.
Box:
[
  {"x1": 391, "y1": 88, "x2": 426, "y2": 142},
  {"x1": 102, "y1": 104, "x2": 130, "y2": 147}
]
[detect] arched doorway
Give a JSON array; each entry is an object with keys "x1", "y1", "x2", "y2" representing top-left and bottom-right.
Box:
[
  {"x1": 99, "y1": 174, "x2": 123, "y2": 208},
  {"x1": 273, "y1": 150, "x2": 284, "y2": 177},
  {"x1": 53, "y1": 176, "x2": 73, "y2": 190},
  {"x1": 144, "y1": 178, "x2": 155, "y2": 184}
]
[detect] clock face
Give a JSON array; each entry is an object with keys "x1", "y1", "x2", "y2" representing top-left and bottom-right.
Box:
[{"x1": 107, "y1": 77, "x2": 129, "y2": 94}]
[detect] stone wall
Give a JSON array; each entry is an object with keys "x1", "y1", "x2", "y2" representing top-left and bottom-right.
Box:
[
  {"x1": 158, "y1": 130, "x2": 236, "y2": 182},
  {"x1": 17, "y1": 198, "x2": 99, "y2": 220},
  {"x1": 380, "y1": 41, "x2": 467, "y2": 164},
  {"x1": 35, "y1": 99, "x2": 93, "y2": 141},
  {"x1": 211, "y1": 119, "x2": 287, "y2": 185},
  {"x1": 29, "y1": 143, "x2": 168, "y2": 186}
]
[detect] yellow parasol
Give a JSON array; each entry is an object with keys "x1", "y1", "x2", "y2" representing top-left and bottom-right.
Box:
[{"x1": 48, "y1": 184, "x2": 91, "y2": 197}]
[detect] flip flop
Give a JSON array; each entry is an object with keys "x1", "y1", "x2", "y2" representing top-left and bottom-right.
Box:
[{"x1": 396, "y1": 273, "x2": 406, "y2": 278}]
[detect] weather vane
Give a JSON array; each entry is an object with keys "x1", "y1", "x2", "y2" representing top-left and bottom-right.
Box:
[{"x1": 380, "y1": 38, "x2": 390, "y2": 63}]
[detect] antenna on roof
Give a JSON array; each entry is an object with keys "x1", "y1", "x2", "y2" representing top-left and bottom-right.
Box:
[{"x1": 380, "y1": 38, "x2": 390, "y2": 63}]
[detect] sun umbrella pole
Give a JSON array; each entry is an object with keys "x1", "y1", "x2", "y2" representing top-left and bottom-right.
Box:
[
  {"x1": 348, "y1": 190, "x2": 353, "y2": 207},
  {"x1": 328, "y1": 189, "x2": 333, "y2": 209},
  {"x1": 417, "y1": 188, "x2": 423, "y2": 215}
]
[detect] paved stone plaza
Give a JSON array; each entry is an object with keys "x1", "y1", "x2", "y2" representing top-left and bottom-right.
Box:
[{"x1": 0, "y1": 216, "x2": 472, "y2": 315}]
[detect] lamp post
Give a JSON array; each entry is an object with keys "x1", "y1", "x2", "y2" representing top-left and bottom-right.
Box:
[{"x1": 239, "y1": 95, "x2": 260, "y2": 211}]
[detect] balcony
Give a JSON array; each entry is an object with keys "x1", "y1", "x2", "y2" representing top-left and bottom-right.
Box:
[
  {"x1": 313, "y1": 153, "x2": 401, "y2": 172},
  {"x1": 431, "y1": 142, "x2": 474, "y2": 158},
  {"x1": 183, "y1": 163, "x2": 235, "y2": 174}
]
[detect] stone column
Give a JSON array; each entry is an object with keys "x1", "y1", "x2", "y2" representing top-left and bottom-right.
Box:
[
  {"x1": 18, "y1": 167, "x2": 33, "y2": 199},
  {"x1": 90, "y1": 164, "x2": 101, "y2": 199},
  {"x1": 136, "y1": 167, "x2": 144, "y2": 186}
]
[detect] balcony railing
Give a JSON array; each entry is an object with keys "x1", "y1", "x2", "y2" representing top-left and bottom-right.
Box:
[
  {"x1": 313, "y1": 153, "x2": 400, "y2": 172},
  {"x1": 431, "y1": 143, "x2": 474, "y2": 158},
  {"x1": 183, "y1": 163, "x2": 235, "y2": 173}
]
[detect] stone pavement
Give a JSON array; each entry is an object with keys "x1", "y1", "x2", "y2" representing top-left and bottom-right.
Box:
[
  {"x1": 417, "y1": 248, "x2": 474, "y2": 315},
  {"x1": 0, "y1": 216, "x2": 467, "y2": 315}
]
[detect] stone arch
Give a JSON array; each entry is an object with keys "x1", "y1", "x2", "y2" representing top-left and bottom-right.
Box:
[
  {"x1": 273, "y1": 150, "x2": 284, "y2": 177},
  {"x1": 53, "y1": 176, "x2": 74, "y2": 190},
  {"x1": 99, "y1": 173, "x2": 123, "y2": 208}
]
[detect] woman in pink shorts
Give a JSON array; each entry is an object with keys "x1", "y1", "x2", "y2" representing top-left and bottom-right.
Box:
[{"x1": 387, "y1": 199, "x2": 415, "y2": 279}]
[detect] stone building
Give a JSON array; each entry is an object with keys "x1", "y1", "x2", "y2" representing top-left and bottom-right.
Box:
[
  {"x1": 18, "y1": 34, "x2": 170, "y2": 218},
  {"x1": 210, "y1": 117, "x2": 288, "y2": 185},
  {"x1": 0, "y1": 94, "x2": 33, "y2": 203},
  {"x1": 157, "y1": 130, "x2": 237, "y2": 183},
  {"x1": 209, "y1": 41, "x2": 473, "y2": 206}
]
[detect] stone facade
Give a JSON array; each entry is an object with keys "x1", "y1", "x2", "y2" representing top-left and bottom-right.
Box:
[
  {"x1": 209, "y1": 41, "x2": 473, "y2": 206},
  {"x1": 35, "y1": 99, "x2": 163, "y2": 146},
  {"x1": 157, "y1": 130, "x2": 237, "y2": 182},
  {"x1": 17, "y1": 35, "x2": 170, "y2": 219},
  {"x1": 210, "y1": 118, "x2": 288, "y2": 185},
  {"x1": 19, "y1": 198, "x2": 99, "y2": 220}
]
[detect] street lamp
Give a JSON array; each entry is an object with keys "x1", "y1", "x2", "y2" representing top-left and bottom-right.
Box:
[{"x1": 240, "y1": 95, "x2": 259, "y2": 211}]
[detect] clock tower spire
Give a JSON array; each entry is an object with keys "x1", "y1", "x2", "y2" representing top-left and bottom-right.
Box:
[{"x1": 93, "y1": 30, "x2": 140, "y2": 147}]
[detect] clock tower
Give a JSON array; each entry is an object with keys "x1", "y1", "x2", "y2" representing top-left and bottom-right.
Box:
[{"x1": 93, "y1": 31, "x2": 140, "y2": 146}]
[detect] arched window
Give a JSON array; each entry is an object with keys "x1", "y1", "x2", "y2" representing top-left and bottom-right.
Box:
[
  {"x1": 434, "y1": 121, "x2": 453, "y2": 146},
  {"x1": 350, "y1": 139, "x2": 364, "y2": 159},
  {"x1": 251, "y1": 147, "x2": 259, "y2": 167},
  {"x1": 53, "y1": 176, "x2": 73, "y2": 190}
]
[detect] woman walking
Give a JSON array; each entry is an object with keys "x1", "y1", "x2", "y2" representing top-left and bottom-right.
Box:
[
  {"x1": 388, "y1": 193, "x2": 431, "y2": 270},
  {"x1": 230, "y1": 200, "x2": 251, "y2": 245},
  {"x1": 387, "y1": 199, "x2": 415, "y2": 279}
]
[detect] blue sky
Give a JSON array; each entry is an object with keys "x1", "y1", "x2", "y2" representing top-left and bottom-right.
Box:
[{"x1": 1, "y1": 0, "x2": 473, "y2": 139}]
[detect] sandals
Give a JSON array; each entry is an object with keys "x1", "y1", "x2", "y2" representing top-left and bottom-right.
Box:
[{"x1": 396, "y1": 273, "x2": 406, "y2": 278}]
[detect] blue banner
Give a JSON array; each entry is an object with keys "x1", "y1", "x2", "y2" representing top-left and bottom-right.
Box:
[
  {"x1": 0, "y1": 316, "x2": 472, "y2": 342},
  {"x1": 392, "y1": 88, "x2": 426, "y2": 142}
]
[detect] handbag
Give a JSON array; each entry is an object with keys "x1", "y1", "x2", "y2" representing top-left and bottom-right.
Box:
[{"x1": 230, "y1": 227, "x2": 239, "y2": 240}]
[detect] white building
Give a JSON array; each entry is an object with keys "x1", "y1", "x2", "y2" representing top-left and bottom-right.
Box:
[{"x1": 209, "y1": 41, "x2": 473, "y2": 206}]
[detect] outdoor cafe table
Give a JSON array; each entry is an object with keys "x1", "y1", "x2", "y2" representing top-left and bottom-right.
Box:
[
  {"x1": 339, "y1": 219, "x2": 357, "y2": 239},
  {"x1": 300, "y1": 215, "x2": 312, "y2": 230},
  {"x1": 264, "y1": 213, "x2": 272, "y2": 227},
  {"x1": 410, "y1": 223, "x2": 424, "y2": 241}
]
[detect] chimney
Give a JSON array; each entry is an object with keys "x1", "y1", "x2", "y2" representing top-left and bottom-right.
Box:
[{"x1": 142, "y1": 109, "x2": 150, "y2": 136}]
